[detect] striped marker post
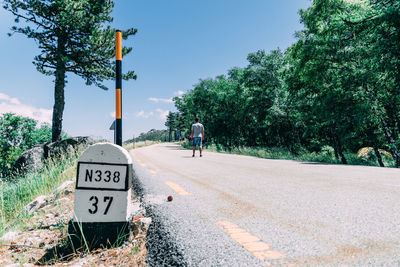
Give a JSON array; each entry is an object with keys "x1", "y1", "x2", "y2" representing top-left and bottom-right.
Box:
[{"x1": 115, "y1": 30, "x2": 122, "y2": 146}]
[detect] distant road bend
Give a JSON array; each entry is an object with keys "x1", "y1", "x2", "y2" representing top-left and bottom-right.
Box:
[{"x1": 130, "y1": 143, "x2": 400, "y2": 266}]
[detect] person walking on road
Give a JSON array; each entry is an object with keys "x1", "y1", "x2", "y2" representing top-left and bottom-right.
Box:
[{"x1": 190, "y1": 118, "x2": 204, "y2": 157}]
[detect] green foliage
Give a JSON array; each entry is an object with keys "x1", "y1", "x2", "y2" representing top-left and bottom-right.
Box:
[
  {"x1": 164, "y1": 112, "x2": 185, "y2": 141},
  {"x1": 0, "y1": 113, "x2": 53, "y2": 177},
  {"x1": 135, "y1": 129, "x2": 169, "y2": 142},
  {"x1": 3, "y1": 0, "x2": 137, "y2": 86},
  {"x1": 173, "y1": 0, "x2": 399, "y2": 167}
]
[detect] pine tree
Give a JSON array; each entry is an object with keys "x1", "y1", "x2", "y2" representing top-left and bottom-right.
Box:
[{"x1": 3, "y1": 0, "x2": 137, "y2": 141}]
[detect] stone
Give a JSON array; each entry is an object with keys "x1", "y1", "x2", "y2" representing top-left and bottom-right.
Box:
[
  {"x1": 73, "y1": 143, "x2": 133, "y2": 223},
  {"x1": 54, "y1": 180, "x2": 74, "y2": 196},
  {"x1": 13, "y1": 145, "x2": 45, "y2": 174},
  {"x1": 13, "y1": 136, "x2": 94, "y2": 174},
  {"x1": 69, "y1": 143, "x2": 134, "y2": 249},
  {"x1": 131, "y1": 217, "x2": 152, "y2": 236},
  {"x1": 24, "y1": 195, "x2": 48, "y2": 215},
  {"x1": 46, "y1": 136, "x2": 94, "y2": 159},
  {"x1": 0, "y1": 231, "x2": 19, "y2": 242}
]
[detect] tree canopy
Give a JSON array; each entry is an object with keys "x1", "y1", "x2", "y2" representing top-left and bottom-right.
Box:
[
  {"x1": 3, "y1": 0, "x2": 137, "y2": 141},
  {"x1": 171, "y1": 0, "x2": 400, "y2": 167},
  {"x1": 0, "y1": 113, "x2": 55, "y2": 177}
]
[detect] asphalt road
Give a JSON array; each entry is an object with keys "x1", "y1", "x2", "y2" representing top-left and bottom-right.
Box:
[{"x1": 130, "y1": 143, "x2": 400, "y2": 266}]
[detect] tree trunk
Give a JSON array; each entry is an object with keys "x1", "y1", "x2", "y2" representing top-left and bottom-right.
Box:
[
  {"x1": 338, "y1": 145, "x2": 347, "y2": 165},
  {"x1": 380, "y1": 118, "x2": 400, "y2": 168},
  {"x1": 373, "y1": 144, "x2": 385, "y2": 167},
  {"x1": 332, "y1": 136, "x2": 340, "y2": 161},
  {"x1": 334, "y1": 134, "x2": 347, "y2": 164},
  {"x1": 364, "y1": 84, "x2": 400, "y2": 168},
  {"x1": 51, "y1": 37, "x2": 66, "y2": 142}
]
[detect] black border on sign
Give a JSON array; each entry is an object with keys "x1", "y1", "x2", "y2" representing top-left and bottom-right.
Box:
[{"x1": 76, "y1": 161, "x2": 130, "y2": 191}]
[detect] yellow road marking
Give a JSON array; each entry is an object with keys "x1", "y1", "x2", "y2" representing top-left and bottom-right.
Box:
[
  {"x1": 135, "y1": 158, "x2": 146, "y2": 167},
  {"x1": 165, "y1": 181, "x2": 191, "y2": 195},
  {"x1": 217, "y1": 221, "x2": 286, "y2": 264}
]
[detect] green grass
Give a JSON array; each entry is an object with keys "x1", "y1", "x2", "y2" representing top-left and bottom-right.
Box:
[
  {"x1": 0, "y1": 152, "x2": 79, "y2": 237},
  {"x1": 183, "y1": 142, "x2": 396, "y2": 168}
]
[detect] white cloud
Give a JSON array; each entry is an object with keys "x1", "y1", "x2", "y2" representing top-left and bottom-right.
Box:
[
  {"x1": 156, "y1": 109, "x2": 169, "y2": 121},
  {"x1": 136, "y1": 110, "x2": 154, "y2": 118},
  {"x1": 148, "y1": 97, "x2": 173, "y2": 103},
  {"x1": 0, "y1": 93, "x2": 21, "y2": 105},
  {"x1": 0, "y1": 93, "x2": 52, "y2": 124},
  {"x1": 174, "y1": 90, "x2": 185, "y2": 96}
]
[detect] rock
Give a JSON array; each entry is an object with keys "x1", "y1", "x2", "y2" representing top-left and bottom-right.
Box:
[
  {"x1": 54, "y1": 197, "x2": 70, "y2": 206},
  {"x1": 45, "y1": 214, "x2": 54, "y2": 219},
  {"x1": 139, "y1": 217, "x2": 152, "y2": 232},
  {"x1": 13, "y1": 145, "x2": 46, "y2": 174},
  {"x1": 54, "y1": 180, "x2": 74, "y2": 196},
  {"x1": 0, "y1": 231, "x2": 19, "y2": 242},
  {"x1": 13, "y1": 136, "x2": 94, "y2": 174},
  {"x1": 63, "y1": 189, "x2": 73, "y2": 196},
  {"x1": 46, "y1": 136, "x2": 94, "y2": 159},
  {"x1": 131, "y1": 217, "x2": 152, "y2": 237},
  {"x1": 24, "y1": 195, "x2": 48, "y2": 215}
]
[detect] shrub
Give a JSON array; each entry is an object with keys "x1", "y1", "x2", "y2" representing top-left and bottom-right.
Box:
[{"x1": 0, "y1": 113, "x2": 53, "y2": 177}]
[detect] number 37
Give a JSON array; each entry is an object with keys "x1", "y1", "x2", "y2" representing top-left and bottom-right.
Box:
[{"x1": 88, "y1": 196, "x2": 113, "y2": 215}]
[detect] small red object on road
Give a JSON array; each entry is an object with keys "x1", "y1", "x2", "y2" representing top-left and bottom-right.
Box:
[{"x1": 167, "y1": 195, "x2": 173, "y2": 202}]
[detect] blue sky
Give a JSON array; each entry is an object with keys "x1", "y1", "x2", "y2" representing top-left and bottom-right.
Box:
[{"x1": 0, "y1": 0, "x2": 310, "y2": 141}]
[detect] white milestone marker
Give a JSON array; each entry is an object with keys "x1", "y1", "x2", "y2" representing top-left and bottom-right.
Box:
[{"x1": 73, "y1": 143, "x2": 133, "y2": 223}]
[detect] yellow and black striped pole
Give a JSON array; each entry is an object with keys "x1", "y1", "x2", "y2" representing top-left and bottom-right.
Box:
[{"x1": 115, "y1": 30, "x2": 122, "y2": 146}]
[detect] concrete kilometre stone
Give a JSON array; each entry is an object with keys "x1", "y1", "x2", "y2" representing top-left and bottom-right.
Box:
[{"x1": 69, "y1": 143, "x2": 134, "y2": 249}]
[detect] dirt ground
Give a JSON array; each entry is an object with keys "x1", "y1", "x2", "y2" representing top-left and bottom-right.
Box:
[{"x1": 0, "y1": 180, "x2": 149, "y2": 267}]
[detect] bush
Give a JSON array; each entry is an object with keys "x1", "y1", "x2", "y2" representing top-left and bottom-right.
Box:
[{"x1": 0, "y1": 113, "x2": 53, "y2": 177}]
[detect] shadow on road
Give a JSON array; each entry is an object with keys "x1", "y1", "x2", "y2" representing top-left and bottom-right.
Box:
[
  {"x1": 163, "y1": 145, "x2": 187, "y2": 151},
  {"x1": 300, "y1": 162, "x2": 336, "y2": 166}
]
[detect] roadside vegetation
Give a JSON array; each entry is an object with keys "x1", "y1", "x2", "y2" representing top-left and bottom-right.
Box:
[
  {"x1": 0, "y1": 113, "x2": 54, "y2": 178},
  {"x1": 169, "y1": 0, "x2": 400, "y2": 168},
  {"x1": 182, "y1": 142, "x2": 395, "y2": 168},
  {"x1": 134, "y1": 129, "x2": 170, "y2": 142},
  {"x1": 0, "y1": 113, "x2": 75, "y2": 236},
  {"x1": 0, "y1": 153, "x2": 78, "y2": 237}
]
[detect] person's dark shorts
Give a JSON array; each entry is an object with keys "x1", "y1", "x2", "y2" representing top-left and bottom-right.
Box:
[{"x1": 192, "y1": 137, "x2": 202, "y2": 147}]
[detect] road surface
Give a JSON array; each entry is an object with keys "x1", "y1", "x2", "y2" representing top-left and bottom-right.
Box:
[{"x1": 130, "y1": 143, "x2": 400, "y2": 266}]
